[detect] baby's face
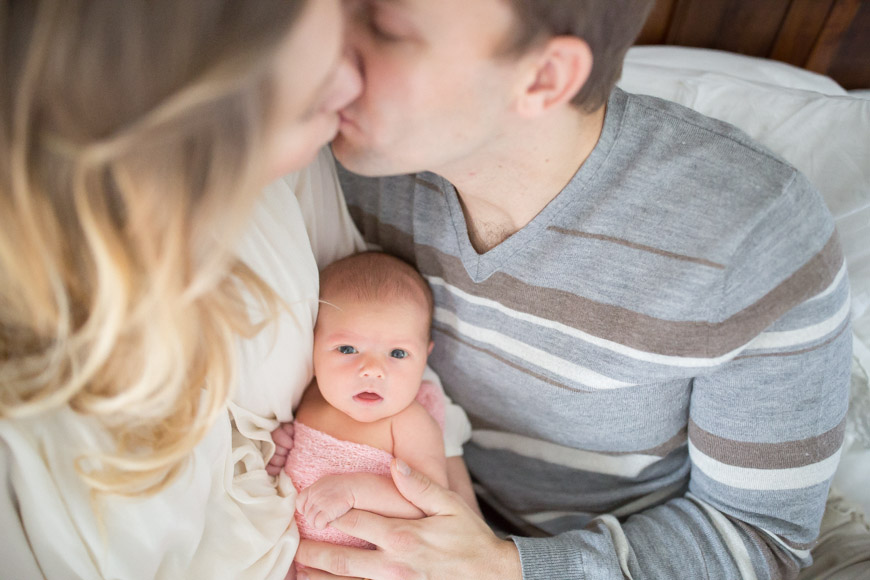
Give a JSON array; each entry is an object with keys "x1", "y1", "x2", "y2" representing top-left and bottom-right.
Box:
[{"x1": 312, "y1": 297, "x2": 433, "y2": 423}]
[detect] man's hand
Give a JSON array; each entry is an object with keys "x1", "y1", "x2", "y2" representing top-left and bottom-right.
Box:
[
  {"x1": 294, "y1": 459, "x2": 522, "y2": 580},
  {"x1": 267, "y1": 422, "x2": 295, "y2": 476}
]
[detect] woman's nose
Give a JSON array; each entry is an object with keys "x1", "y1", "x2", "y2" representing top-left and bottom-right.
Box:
[{"x1": 321, "y1": 49, "x2": 362, "y2": 113}]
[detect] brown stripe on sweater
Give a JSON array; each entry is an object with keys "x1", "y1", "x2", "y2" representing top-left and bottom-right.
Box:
[
  {"x1": 350, "y1": 207, "x2": 843, "y2": 359},
  {"x1": 630, "y1": 427, "x2": 687, "y2": 458},
  {"x1": 415, "y1": 233, "x2": 843, "y2": 359},
  {"x1": 734, "y1": 318, "x2": 850, "y2": 361},
  {"x1": 347, "y1": 205, "x2": 419, "y2": 266},
  {"x1": 437, "y1": 326, "x2": 588, "y2": 393},
  {"x1": 591, "y1": 427, "x2": 688, "y2": 458},
  {"x1": 688, "y1": 417, "x2": 845, "y2": 469},
  {"x1": 415, "y1": 177, "x2": 443, "y2": 194},
  {"x1": 548, "y1": 226, "x2": 726, "y2": 270},
  {"x1": 347, "y1": 204, "x2": 380, "y2": 242}
]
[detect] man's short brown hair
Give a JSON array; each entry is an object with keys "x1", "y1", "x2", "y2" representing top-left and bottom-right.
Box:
[{"x1": 502, "y1": 0, "x2": 654, "y2": 112}]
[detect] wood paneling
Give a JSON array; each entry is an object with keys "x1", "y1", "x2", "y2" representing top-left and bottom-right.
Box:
[
  {"x1": 770, "y1": 0, "x2": 837, "y2": 66},
  {"x1": 636, "y1": 0, "x2": 677, "y2": 44},
  {"x1": 637, "y1": 0, "x2": 870, "y2": 89},
  {"x1": 664, "y1": 0, "x2": 792, "y2": 55}
]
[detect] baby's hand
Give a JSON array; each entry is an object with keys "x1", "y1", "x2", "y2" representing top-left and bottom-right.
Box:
[
  {"x1": 296, "y1": 474, "x2": 359, "y2": 530},
  {"x1": 266, "y1": 422, "x2": 295, "y2": 476}
]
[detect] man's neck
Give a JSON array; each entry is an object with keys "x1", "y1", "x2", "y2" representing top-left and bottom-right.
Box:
[{"x1": 440, "y1": 105, "x2": 606, "y2": 254}]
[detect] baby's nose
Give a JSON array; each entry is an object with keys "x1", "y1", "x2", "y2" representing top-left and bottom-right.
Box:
[{"x1": 359, "y1": 356, "x2": 384, "y2": 379}]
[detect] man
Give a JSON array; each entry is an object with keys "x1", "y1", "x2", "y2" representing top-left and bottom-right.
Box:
[{"x1": 294, "y1": 0, "x2": 854, "y2": 578}]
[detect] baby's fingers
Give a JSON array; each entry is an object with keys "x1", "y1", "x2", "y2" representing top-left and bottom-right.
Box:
[
  {"x1": 271, "y1": 423, "x2": 295, "y2": 450},
  {"x1": 266, "y1": 450, "x2": 288, "y2": 474}
]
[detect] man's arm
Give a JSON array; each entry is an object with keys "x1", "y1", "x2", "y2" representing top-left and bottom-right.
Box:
[{"x1": 511, "y1": 178, "x2": 852, "y2": 579}]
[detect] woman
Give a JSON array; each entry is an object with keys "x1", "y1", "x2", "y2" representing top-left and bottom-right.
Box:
[{"x1": 0, "y1": 0, "x2": 368, "y2": 577}]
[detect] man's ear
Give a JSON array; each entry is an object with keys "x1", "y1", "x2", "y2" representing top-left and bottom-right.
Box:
[{"x1": 515, "y1": 36, "x2": 593, "y2": 117}]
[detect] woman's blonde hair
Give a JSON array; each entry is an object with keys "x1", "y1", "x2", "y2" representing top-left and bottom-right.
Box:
[{"x1": 0, "y1": 0, "x2": 308, "y2": 495}]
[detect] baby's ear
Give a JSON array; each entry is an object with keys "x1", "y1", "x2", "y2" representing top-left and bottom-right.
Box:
[{"x1": 428, "y1": 340, "x2": 434, "y2": 355}]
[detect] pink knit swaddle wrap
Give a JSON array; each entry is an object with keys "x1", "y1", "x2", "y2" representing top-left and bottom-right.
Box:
[{"x1": 287, "y1": 381, "x2": 446, "y2": 549}]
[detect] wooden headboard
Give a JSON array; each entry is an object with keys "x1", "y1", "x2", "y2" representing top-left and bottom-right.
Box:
[{"x1": 636, "y1": 0, "x2": 870, "y2": 90}]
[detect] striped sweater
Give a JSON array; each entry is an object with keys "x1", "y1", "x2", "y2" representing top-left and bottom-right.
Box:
[{"x1": 337, "y1": 88, "x2": 852, "y2": 580}]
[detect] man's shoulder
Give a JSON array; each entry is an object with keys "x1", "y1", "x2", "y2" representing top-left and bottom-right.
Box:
[
  {"x1": 617, "y1": 88, "x2": 793, "y2": 179},
  {"x1": 602, "y1": 88, "x2": 814, "y2": 227}
]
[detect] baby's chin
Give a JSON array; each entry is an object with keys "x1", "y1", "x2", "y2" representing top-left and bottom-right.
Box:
[{"x1": 343, "y1": 401, "x2": 390, "y2": 423}]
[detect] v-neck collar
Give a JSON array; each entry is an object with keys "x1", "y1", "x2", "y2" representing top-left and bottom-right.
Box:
[{"x1": 425, "y1": 89, "x2": 628, "y2": 283}]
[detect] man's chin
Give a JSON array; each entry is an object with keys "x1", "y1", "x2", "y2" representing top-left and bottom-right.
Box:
[{"x1": 331, "y1": 137, "x2": 410, "y2": 177}]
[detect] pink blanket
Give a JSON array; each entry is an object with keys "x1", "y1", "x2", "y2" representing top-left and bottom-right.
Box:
[{"x1": 287, "y1": 381, "x2": 445, "y2": 549}]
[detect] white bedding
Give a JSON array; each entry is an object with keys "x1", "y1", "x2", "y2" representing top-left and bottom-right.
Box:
[{"x1": 620, "y1": 46, "x2": 870, "y2": 515}]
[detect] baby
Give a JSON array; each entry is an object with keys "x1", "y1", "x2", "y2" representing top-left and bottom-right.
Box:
[{"x1": 284, "y1": 251, "x2": 449, "y2": 549}]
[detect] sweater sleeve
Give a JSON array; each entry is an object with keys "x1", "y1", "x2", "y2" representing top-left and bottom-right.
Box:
[{"x1": 514, "y1": 173, "x2": 852, "y2": 579}]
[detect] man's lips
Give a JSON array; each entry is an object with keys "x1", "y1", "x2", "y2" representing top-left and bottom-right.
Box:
[
  {"x1": 338, "y1": 111, "x2": 358, "y2": 131},
  {"x1": 354, "y1": 391, "x2": 383, "y2": 403}
]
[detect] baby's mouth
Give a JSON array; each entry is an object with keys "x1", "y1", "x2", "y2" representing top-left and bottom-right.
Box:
[{"x1": 354, "y1": 391, "x2": 383, "y2": 403}]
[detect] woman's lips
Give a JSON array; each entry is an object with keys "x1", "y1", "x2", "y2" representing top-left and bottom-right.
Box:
[
  {"x1": 354, "y1": 391, "x2": 383, "y2": 404},
  {"x1": 338, "y1": 111, "x2": 359, "y2": 132}
]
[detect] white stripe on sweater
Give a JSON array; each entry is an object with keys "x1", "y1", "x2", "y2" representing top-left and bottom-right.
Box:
[
  {"x1": 435, "y1": 307, "x2": 633, "y2": 389},
  {"x1": 748, "y1": 288, "x2": 850, "y2": 350},
  {"x1": 688, "y1": 442, "x2": 842, "y2": 491},
  {"x1": 472, "y1": 430, "x2": 661, "y2": 477},
  {"x1": 523, "y1": 481, "x2": 686, "y2": 524}
]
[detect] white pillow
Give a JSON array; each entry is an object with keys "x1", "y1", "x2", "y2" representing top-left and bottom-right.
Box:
[{"x1": 625, "y1": 46, "x2": 847, "y2": 95}]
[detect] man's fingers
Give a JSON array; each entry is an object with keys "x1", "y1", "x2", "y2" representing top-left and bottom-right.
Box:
[
  {"x1": 326, "y1": 508, "x2": 393, "y2": 546},
  {"x1": 294, "y1": 539, "x2": 379, "y2": 579},
  {"x1": 390, "y1": 458, "x2": 458, "y2": 517}
]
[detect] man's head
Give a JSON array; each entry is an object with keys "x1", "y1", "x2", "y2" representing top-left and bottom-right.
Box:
[
  {"x1": 333, "y1": 0, "x2": 653, "y2": 177},
  {"x1": 313, "y1": 252, "x2": 434, "y2": 423},
  {"x1": 500, "y1": 0, "x2": 655, "y2": 113}
]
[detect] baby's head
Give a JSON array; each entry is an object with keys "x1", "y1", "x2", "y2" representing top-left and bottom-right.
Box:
[{"x1": 313, "y1": 252, "x2": 434, "y2": 423}]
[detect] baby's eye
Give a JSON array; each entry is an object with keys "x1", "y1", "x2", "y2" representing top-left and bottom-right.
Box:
[
  {"x1": 390, "y1": 349, "x2": 408, "y2": 359},
  {"x1": 338, "y1": 345, "x2": 357, "y2": 355}
]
